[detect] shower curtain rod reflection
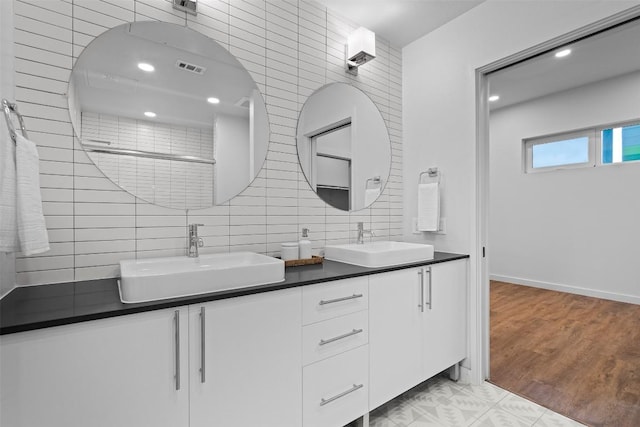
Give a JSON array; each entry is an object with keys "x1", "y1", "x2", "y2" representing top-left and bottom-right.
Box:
[{"x1": 81, "y1": 143, "x2": 216, "y2": 165}]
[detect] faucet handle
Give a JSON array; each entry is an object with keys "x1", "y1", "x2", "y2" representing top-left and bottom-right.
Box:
[{"x1": 197, "y1": 237, "x2": 204, "y2": 247}]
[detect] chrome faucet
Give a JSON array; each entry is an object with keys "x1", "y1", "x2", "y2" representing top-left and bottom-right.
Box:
[
  {"x1": 356, "y1": 222, "x2": 374, "y2": 244},
  {"x1": 188, "y1": 223, "x2": 204, "y2": 257}
]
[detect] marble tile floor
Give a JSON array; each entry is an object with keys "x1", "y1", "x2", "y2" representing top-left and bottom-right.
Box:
[{"x1": 364, "y1": 375, "x2": 586, "y2": 427}]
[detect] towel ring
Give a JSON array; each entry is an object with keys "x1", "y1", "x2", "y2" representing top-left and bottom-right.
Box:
[
  {"x1": 365, "y1": 176, "x2": 381, "y2": 190},
  {"x1": 419, "y1": 167, "x2": 440, "y2": 184},
  {"x1": 2, "y1": 99, "x2": 29, "y2": 144}
]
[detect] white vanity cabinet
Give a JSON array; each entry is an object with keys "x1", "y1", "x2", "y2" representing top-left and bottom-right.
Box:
[
  {"x1": 301, "y1": 277, "x2": 369, "y2": 427},
  {"x1": 0, "y1": 256, "x2": 468, "y2": 427},
  {"x1": 0, "y1": 307, "x2": 190, "y2": 427},
  {"x1": 369, "y1": 259, "x2": 468, "y2": 410},
  {"x1": 423, "y1": 259, "x2": 468, "y2": 379},
  {"x1": 188, "y1": 287, "x2": 302, "y2": 427}
]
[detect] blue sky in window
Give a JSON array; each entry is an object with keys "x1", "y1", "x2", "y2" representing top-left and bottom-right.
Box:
[{"x1": 532, "y1": 137, "x2": 589, "y2": 168}]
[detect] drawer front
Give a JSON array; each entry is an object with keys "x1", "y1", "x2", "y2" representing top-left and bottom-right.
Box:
[
  {"x1": 302, "y1": 276, "x2": 368, "y2": 325},
  {"x1": 303, "y1": 345, "x2": 368, "y2": 427},
  {"x1": 303, "y1": 310, "x2": 368, "y2": 366}
]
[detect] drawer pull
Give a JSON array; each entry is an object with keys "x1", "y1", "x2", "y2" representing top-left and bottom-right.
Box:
[
  {"x1": 319, "y1": 293, "x2": 363, "y2": 306},
  {"x1": 320, "y1": 383, "x2": 364, "y2": 406},
  {"x1": 319, "y1": 328, "x2": 364, "y2": 346}
]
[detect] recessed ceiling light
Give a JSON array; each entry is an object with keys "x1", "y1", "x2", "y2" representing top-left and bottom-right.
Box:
[
  {"x1": 144, "y1": 111, "x2": 156, "y2": 118},
  {"x1": 488, "y1": 95, "x2": 500, "y2": 102},
  {"x1": 554, "y1": 49, "x2": 571, "y2": 58},
  {"x1": 207, "y1": 97, "x2": 220, "y2": 104},
  {"x1": 138, "y1": 62, "x2": 155, "y2": 72}
]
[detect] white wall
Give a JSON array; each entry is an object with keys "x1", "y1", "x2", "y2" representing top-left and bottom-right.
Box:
[
  {"x1": 490, "y1": 71, "x2": 640, "y2": 303},
  {"x1": 215, "y1": 113, "x2": 250, "y2": 204},
  {"x1": 403, "y1": 0, "x2": 640, "y2": 382},
  {"x1": 1, "y1": 0, "x2": 16, "y2": 296},
  {"x1": 8, "y1": 0, "x2": 403, "y2": 286}
]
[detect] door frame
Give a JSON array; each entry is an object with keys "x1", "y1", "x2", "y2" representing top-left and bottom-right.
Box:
[{"x1": 474, "y1": 6, "x2": 640, "y2": 382}]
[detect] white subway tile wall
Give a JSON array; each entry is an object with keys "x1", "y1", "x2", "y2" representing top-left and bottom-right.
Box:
[
  {"x1": 13, "y1": 0, "x2": 403, "y2": 286},
  {"x1": 81, "y1": 112, "x2": 215, "y2": 209}
]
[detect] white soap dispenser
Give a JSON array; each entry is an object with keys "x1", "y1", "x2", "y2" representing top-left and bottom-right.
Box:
[{"x1": 299, "y1": 228, "x2": 312, "y2": 259}]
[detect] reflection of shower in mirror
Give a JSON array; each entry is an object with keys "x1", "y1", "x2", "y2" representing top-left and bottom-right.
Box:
[{"x1": 67, "y1": 21, "x2": 270, "y2": 210}]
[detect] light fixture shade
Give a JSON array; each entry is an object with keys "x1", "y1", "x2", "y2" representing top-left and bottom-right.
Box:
[{"x1": 347, "y1": 27, "x2": 376, "y2": 65}]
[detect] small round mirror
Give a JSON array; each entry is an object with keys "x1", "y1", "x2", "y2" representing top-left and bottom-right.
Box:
[
  {"x1": 296, "y1": 83, "x2": 391, "y2": 211},
  {"x1": 68, "y1": 21, "x2": 269, "y2": 209}
]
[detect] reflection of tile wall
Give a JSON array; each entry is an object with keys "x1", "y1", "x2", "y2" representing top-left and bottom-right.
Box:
[
  {"x1": 81, "y1": 112, "x2": 214, "y2": 209},
  {"x1": 12, "y1": 0, "x2": 403, "y2": 285}
]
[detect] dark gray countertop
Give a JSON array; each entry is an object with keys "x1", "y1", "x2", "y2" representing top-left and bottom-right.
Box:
[{"x1": 0, "y1": 252, "x2": 468, "y2": 335}]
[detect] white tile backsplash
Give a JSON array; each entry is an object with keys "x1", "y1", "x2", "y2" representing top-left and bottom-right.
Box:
[{"x1": 11, "y1": 0, "x2": 403, "y2": 286}]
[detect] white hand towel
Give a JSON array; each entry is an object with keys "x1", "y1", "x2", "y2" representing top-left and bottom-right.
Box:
[
  {"x1": 364, "y1": 187, "x2": 380, "y2": 207},
  {"x1": 0, "y1": 133, "x2": 18, "y2": 252},
  {"x1": 15, "y1": 134, "x2": 49, "y2": 255},
  {"x1": 417, "y1": 182, "x2": 440, "y2": 232}
]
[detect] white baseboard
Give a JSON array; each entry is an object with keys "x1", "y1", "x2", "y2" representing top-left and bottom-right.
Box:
[{"x1": 490, "y1": 274, "x2": 640, "y2": 305}]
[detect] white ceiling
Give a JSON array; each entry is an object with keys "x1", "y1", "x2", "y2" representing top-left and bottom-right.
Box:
[
  {"x1": 488, "y1": 19, "x2": 640, "y2": 110},
  {"x1": 314, "y1": 2, "x2": 640, "y2": 112},
  {"x1": 314, "y1": 0, "x2": 485, "y2": 47}
]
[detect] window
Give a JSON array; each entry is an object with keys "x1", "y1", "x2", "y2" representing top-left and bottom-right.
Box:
[
  {"x1": 600, "y1": 122, "x2": 640, "y2": 164},
  {"x1": 524, "y1": 130, "x2": 595, "y2": 173},
  {"x1": 524, "y1": 119, "x2": 640, "y2": 173}
]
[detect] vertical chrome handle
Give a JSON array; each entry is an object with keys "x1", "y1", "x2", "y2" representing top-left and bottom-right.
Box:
[
  {"x1": 425, "y1": 268, "x2": 432, "y2": 309},
  {"x1": 174, "y1": 310, "x2": 180, "y2": 390},
  {"x1": 200, "y1": 306, "x2": 206, "y2": 383},
  {"x1": 418, "y1": 269, "x2": 424, "y2": 312}
]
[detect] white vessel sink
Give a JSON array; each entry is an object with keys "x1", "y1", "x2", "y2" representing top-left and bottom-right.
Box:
[
  {"x1": 119, "y1": 252, "x2": 284, "y2": 303},
  {"x1": 324, "y1": 241, "x2": 434, "y2": 268}
]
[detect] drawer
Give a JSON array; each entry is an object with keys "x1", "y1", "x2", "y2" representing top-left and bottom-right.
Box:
[
  {"x1": 302, "y1": 276, "x2": 368, "y2": 325},
  {"x1": 303, "y1": 345, "x2": 368, "y2": 427},
  {"x1": 303, "y1": 310, "x2": 368, "y2": 366}
]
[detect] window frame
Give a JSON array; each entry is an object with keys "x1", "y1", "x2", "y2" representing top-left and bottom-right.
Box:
[
  {"x1": 595, "y1": 119, "x2": 640, "y2": 166},
  {"x1": 523, "y1": 129, "x2": 596, "y2": 173}
]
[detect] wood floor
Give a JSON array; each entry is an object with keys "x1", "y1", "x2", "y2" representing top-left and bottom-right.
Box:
[{"x1": 489, "y1": 281, "x2": 640, "y2": 427}]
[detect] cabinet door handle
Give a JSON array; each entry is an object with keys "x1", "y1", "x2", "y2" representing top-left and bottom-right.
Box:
[
  {"x1": 174, "y1": 310, "x2": 180, "y2": 391},
  {"x1": 418, "y1": 269, "x2": 424, "y2": 312},
  {"x1": 319, "y1": 328, "x2": 364, "y2": 346},
  {"x1": 200, "y1": 306, "x2": 206, "y2": 383},
  {"x1": 425, "y1": 268, "x2": 432, "y2": 310},
  {"x1": 319, "y1": 293, "x2": 363, "y2": 305},
  {"x1": 320, "y1": 383, "x2": 364, "y2": 406}
]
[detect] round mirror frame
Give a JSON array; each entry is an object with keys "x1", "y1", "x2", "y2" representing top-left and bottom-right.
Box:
[
  {"x1": 68, "y1": 21, "x2": 270, "y2": 210},
  {"x1": 296, "y1": 82, "x2": 392, "y2": 211}
]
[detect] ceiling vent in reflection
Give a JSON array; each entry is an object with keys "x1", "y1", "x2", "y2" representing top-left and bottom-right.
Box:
[
  {"x1": 176, "y1": 60, "x2": 206, "y2": 75},
  {"x1": 235, "y1": 97, "x2": 250, "y2": 108}
]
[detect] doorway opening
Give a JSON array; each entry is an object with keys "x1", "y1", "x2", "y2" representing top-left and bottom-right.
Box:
[{"x1": 477, "y1": 10, "x2": 640, "y2": 427}]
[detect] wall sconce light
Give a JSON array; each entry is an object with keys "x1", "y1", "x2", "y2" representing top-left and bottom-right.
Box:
[
  {"x1": 173, "y1": 0, "x2": 197, "y2": 15},
  {"x1": 345, "y1": 27, "x2": 376, "y2": 75}
]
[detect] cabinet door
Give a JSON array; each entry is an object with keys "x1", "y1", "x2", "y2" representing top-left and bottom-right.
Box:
[
  {"x1": 189, "y1": 288, "x2": 302, "y2": 427},
  {"x1": 0, "y1": 308, "x2": 190, "y2": 427},
  {"x1": 369, "y1": 268, "x2": 423, "y2": 410},
  {"x1": 422, "y1": 259, "x2": 468, "y2": 379}
]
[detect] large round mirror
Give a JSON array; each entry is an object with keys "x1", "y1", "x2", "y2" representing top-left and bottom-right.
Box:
[
  {"x1": 68, "y1": 21, "x2": 269, "y2": 209},
  {"x1": 296, "y1": 83, "x2": 391, "y2": 211}
]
